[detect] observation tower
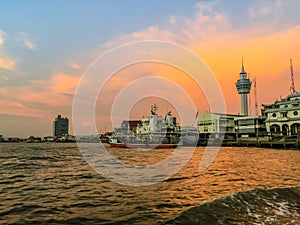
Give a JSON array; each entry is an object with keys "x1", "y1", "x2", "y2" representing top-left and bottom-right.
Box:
[{"x1": 235, "y1": 59, "x2": 252, "y2": 116}]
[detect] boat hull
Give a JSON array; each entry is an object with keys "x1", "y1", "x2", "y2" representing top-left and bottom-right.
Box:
[{"x1": 109, "y1": 142, "x2": 178, "y2": 149}]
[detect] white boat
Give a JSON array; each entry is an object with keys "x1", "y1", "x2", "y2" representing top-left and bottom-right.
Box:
[{"x1": 109, "y1": 104, "x2": 180, "y2": 149}]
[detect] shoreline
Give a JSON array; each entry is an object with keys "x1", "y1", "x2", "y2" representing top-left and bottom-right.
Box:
[{"x1": 0, "y1": 139, "x2": 299, "y2": 150}]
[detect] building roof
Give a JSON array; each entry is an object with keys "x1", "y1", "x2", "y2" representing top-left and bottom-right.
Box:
[{"x1": 199, "y1": 112, "x2": 243, "y2": 118}]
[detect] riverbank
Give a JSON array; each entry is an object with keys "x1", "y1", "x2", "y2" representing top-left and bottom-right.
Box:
[{"x1": 197, "y1": 136, "x2": 300, "y2": 150}]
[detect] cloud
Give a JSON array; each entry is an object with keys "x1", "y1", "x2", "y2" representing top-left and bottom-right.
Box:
[
  {"x1": 0, "y1": 57, "x2": 16, "y2": 70},
  {"x1": 182, "y1": 1, "x2": 230, "y2": 42},
  {"x1": 0, "y1": 29, "x2": 17, "y2": 70},
  {"x1": 99, "y1": 1, "x2": 230, "y2": 50},
  {"x1": 15, "y1": 32, "x2": 37, "y2": 50},
  {"x1": 0, "y1": 74, "x2": 8, "y2": 81},
  {"x1": 0, "y1": 72, "x2": 80, "y2": 119},
  {"x1": 247, "y1": 0, "x2": 284, "y2": 26},
  {"x1": 168, "y1": 16, "x2": 176, "y2": 25},
  {"x1": 49, "y1": 73, "x2": 80, "y2": 93},
  {"x1": 70, "y1": 62, "x2": 80, "y2": 69},
  {"x1": 0, "y1": 30, "x2": 6, "y2": 46},
  {"x1": 98, "y1": 0, "x2": 300, "y2": 52}
]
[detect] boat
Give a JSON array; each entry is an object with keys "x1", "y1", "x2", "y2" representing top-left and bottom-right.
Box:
[
  {"x1": 180, "y1": 126, "x2": 199, "y2": 146},
  {"x1": 109, "y1": 104, "x2": 180, "y2": 149}
]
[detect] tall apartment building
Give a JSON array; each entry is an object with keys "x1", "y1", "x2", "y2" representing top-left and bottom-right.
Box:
[{"x1": 53, "y1": 115, "x2": 69, "y2": 137}]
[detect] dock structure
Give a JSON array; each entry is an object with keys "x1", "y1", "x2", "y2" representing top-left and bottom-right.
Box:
[{"x1": 235, "y1": 136, "x2": 300, "y2": 149}]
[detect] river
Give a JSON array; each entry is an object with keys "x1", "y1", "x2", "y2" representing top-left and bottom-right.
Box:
[{"x1": 0, "y1": 143, "x2": 299, "y2": 224}]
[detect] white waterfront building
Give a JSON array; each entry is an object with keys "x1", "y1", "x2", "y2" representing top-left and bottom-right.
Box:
[
  {"x1": 262, "y1": 92, "x2": 300, "y2": 136},
  {"x1": 234, "y1": 116, "x2": 267, "y2": 137},
  {"x1": 197, "y1": 112, "x2": 239, "y2": 135}
]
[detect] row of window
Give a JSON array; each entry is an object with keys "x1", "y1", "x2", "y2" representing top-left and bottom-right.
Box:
[
  {"x1": 281, "y1": 103, "x2": 300, "y2": 108},
  {"x1": 272, "y1": 111, "x2": 298, "y2": 117}
]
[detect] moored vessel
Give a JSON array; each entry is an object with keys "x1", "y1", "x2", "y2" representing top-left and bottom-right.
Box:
[{"x1": 109, "y1": 104, "x2": 180, "y2": 149}]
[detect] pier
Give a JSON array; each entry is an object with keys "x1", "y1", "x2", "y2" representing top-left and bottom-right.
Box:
[
  {"x1": 197, "y1": 132, "x2": 300, "y2": 149},
  {"x1": 234, "y1": 137, "x2": 300, "y2": 149}
]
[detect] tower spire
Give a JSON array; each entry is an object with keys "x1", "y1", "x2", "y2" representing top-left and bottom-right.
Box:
[{"x1": 241, "y1": 56, "x2": 245, "y2": 74}]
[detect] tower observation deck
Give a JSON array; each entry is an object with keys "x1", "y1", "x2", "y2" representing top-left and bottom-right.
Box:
[{"x1": 235, "y1": 59, "x2": 252, "y2": 116}]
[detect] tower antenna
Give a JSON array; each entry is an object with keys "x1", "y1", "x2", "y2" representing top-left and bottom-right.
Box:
[
  {"x1": 248, "y1": 72, "x2": 252, "y2": 116},
  {"x1": 253, "y1": 78, "x2": 258, "y2": 116},
  {"x1": 290, "y1": 58, "x2": 296, "y2": 94}
]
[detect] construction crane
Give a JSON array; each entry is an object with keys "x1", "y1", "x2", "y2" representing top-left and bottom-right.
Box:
[
  {"x1": 248, "y1": 72, "x2": 252, "y2": 116},
  {"x1": 290, "y1": 58, "x2": 296, "y2": 94},
  {"x1": 253, "y1": 78, "x2": 258, "y2": 116}
]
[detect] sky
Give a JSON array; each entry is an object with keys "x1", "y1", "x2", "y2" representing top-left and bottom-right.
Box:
[{"x1": 0, "y1": 0, "x2": 299, "y2": 137}]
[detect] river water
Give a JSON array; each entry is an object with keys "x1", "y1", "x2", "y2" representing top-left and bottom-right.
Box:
[{"x1": 0, "y1": 143, "x2": 299, "y2": 224}]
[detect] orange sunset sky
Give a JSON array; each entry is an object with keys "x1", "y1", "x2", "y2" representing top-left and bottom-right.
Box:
[{"x1": 0, "y1": 0, "x2": 299, "y2": 137}]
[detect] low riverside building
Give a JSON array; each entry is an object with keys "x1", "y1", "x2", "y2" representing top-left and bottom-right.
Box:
[
  {"x1": 6, "y1": 137, "x2": 21, "y2": 142},
  {"x1": 26, "y1": 136, "x2": 42, "y2": 143},
  {"x1": 262, "y1": 92, "x2": 300, "y2": 137},
  {"x1": 197, "y1": 112, "x2": 240, "y2": 140},
  {"x1": 235, "y1": 116, "x2": 267, "y2": 137}
]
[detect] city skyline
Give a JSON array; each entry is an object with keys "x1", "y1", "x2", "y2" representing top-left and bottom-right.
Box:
[{"x1": 0, "y1": 0, "x2": 299, "y2": 137}]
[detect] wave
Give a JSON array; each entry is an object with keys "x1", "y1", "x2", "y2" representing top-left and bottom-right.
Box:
[{"x1": 165, "y1": 186, "x2": 300, "y2": 225}]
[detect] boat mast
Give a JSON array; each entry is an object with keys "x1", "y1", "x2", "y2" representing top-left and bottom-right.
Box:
[{"x1": 151, "y1": 104, "x2": 158, "y2": 115}]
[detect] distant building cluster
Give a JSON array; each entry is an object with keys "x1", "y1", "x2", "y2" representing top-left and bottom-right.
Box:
[
  {"x1": 196, "y1": 60, "x2": 299, "y2": 148},
  {"x1": 0, "y1": 114, "x2": 99, "y2": 143},
  {"x1": 197, "y1": 91, "x2": 300, "y2": 139}
]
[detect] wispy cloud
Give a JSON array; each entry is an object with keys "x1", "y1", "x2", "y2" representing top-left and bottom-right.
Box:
[
  {"x1": 15, "y1": 32, "x2": 37, "y2": 50},
  {"x1": 0, "y1": 74, "x2": 8, "y2": 81},
  {"x1": 0, "y1": 29, "x2": 16, "y2": 70},
  {"x1": 247, "y1": 0, "x2": 283, "y2": 25},
  {"x1": 0, "y1": 30, "x2": 6, "y2": 46},
  {"x1": 0, "y1": 72, "x2": 81, "y2": 136},
  {"x1": 70, "y1": 62, "x2": 80, "y2": 70},
  {"x1": 0, "y1": 57, "x2": 16, "y2": 70},
  {"x1": 98, "y1": 1, "x2": 230, "y2": 49}
]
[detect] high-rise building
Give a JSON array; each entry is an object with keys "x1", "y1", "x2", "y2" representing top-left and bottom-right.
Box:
[
  {"x1": 53, "y1": 115, "x2": 69, "y2": 137},
  {"x1": 235, "y1": 59, "x2": 252, "y2": 116}
]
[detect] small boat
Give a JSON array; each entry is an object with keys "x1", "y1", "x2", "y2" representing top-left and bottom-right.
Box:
[{"x1": 109, "y1": 104, "x2": 180, "y2": 149}]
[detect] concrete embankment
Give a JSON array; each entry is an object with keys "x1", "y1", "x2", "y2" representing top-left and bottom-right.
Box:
[{"x1": 197, "y1": 137, "x2": 300, "y2": 149}]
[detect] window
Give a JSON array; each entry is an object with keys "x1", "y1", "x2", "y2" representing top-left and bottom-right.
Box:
[
  {"x1": 281, "y1": 112, "x2": 287, "y2": 117},
  {"x1": 272, "y1": 113, "x2": 277, "y2": 117},
  {"x1": 293, "y1": 111, "x2": 298, "y2": 116}
]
